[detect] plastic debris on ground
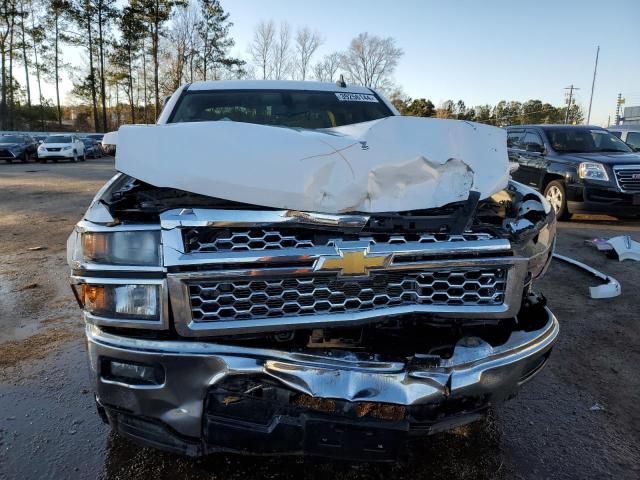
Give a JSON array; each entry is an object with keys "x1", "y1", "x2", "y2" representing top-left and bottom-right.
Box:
[{"x1": 552, "y1": 253, "x2": 621, "y2": 299}]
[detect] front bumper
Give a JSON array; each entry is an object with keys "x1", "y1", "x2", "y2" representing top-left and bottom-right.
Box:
[
  {"x1": 567, "y1": 184, "x2": 640, "y2": 215},
  {"x1": 88, "y1": 306, "x2": 558, "y2": 460},
  {"x1": 38, "y1": 151, "x2": 75, "y2": 159}
]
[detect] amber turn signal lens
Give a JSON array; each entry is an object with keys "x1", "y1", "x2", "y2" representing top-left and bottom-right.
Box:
[
  {"x1": 82, "y1": 233, "x2": 108, "y2": 262},
  {"x1": 81, "y1": 284, "x2": 107, "y2": 310}
]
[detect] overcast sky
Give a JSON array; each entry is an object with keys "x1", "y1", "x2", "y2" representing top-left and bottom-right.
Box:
[{"x1": 46, "y1": 0, "x2": 639, "y2": 126}]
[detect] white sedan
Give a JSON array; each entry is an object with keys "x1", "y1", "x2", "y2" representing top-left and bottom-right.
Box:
[{"x1": 37, "y1": 135, "x2": 86, "y2": 163}]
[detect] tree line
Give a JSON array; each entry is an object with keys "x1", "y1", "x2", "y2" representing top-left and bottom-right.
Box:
[
  {"x1": 0, "y1": 0, "x2": 582, "y2": 132},
  {"x1": 392, "y1": 97, "x2": 585, "y2": 126},
  {"x1": 0, "y1": 0, "x2": 405, "y2": 132}
]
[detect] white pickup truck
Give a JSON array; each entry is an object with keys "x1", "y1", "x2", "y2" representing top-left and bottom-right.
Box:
[{"x1": 67, "y1": 80, "x2": 557, "y2": 461}]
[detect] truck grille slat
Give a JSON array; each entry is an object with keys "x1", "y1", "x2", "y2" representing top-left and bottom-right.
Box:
[
  {"x1": 183, "y1": 228, "x2": 494, "y2": 253},
  {"x1": 614, "y1": 166, "x2": 640, "y2": 192},
  {"x1": 189, "y1": 269, "x2": 507, "y2": 322}
]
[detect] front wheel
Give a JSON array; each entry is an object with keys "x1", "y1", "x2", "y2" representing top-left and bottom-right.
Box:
[
  {"x1": 544, "y1": 180, "x2": 571, "y2": 220},
  {"x1": 81, "y1": 152, "x2": 87, "y2": 162},
  {"x1": 71, "y1": 151, "x2": 78, "y2": 162}
]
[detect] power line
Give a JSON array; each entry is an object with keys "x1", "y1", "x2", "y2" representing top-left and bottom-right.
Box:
[
  {"x1": 564, "y1": 85, "x2": 580, "y2": 124},
  {"x1": 586, "y1": 46, "x2": 599, "y2": 124}
]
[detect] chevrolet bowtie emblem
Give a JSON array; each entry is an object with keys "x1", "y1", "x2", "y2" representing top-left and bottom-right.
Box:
[{"x1": 315, "y1": 242, "x2": 391, "y2": 276}]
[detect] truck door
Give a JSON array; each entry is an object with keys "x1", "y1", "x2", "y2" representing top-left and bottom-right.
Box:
[
  {"x1": 519, "y1": 130, "x2": 547, "y2": 190},
  {"x1": 507, "y1": 129, "x2": 531, "y2": 184}
]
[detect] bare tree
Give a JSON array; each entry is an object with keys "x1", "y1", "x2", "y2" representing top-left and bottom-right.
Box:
[
  {"x1": 271, "y1": 21, "x2": 291, "y2": 80},
  {"x1": 294, "y1": 26, "x2": 322, "y2": 80},
  {"x1": 248, "y1": 19, "x2": 274, "y2": 80},
  {"x1": 340, "y1": 32, "x2": 403, "y2": 89},
  {"x1": 312, "y1": 51, "x2": 340, "y2": 82}
]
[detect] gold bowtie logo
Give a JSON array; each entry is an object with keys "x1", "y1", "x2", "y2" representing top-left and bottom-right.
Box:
[{"x1": 316, "y1": 243, "x2": 390, "y2": 276}]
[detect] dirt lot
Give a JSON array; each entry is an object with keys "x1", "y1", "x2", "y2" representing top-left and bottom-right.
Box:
[{"x1": 1, "y1": 158, "x2": 639, "y2": 479}]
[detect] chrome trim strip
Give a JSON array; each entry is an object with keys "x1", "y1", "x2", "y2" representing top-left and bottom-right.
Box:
[
  {"x1": 160, "y1": 208, "x2": 369, "y2": 230},
  {"x1": 75, "y1": 220, "x2": 161, "y2": 233},
  {"x1": 86, "y1": 305, "x2": 557, "y2": 371},
  {"x1": 71, "y1": 276, "x2": 169, "y2": 330},
  {"x1": 161, "y1": 236, "x2": 513, "y2": 268}
]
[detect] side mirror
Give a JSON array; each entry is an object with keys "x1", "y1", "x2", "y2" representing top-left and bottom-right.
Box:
[{"x1": 526, "y1": 143, "x2": 544, "y2": 153}]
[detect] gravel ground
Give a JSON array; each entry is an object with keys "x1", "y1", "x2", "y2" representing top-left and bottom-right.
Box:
[{"x1": 1, "y1": 158, "x2": 638, "y2": 479}]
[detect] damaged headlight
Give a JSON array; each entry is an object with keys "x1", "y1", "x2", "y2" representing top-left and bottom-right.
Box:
[
  {"x1": 79, "y1": 284, "x2": 159, "y2": 320},
  {"x1": 80, "y1": 231, "x2": 161, "y2": 266},
  {"x1": 578, "y1": 162, "x2": 609, "y2": 181}
]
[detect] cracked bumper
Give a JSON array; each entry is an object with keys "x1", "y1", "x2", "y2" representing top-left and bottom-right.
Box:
[{"x1": 88, "y1": 307, "x2": 558, "y2": 459}]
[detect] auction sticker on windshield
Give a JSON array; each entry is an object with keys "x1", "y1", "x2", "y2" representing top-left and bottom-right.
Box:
[{"x1": 334, "y1": 92, "x2": 379, "y2": 102}]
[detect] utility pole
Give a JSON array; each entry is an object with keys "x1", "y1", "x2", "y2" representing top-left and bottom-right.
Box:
[
  {"x1": 615, "y1": 93, "x2": 624, "y2": 125},
  {"x1": 586, "y1": 46, "x2": 600, "y2": 124},
  {"x1": 564, "y1": 85, "x2": 580, "y2": 124}
]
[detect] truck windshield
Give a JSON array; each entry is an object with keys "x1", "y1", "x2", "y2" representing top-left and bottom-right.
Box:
[
  {"x1": 168, "y1": 90, "x2": 394, "y2": 128},
  {"x1": 545, "y1": 128, "x2": 632, "y2": 153}
]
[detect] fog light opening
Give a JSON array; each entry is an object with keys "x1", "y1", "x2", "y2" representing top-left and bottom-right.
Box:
[{"x1": 102, "y1": 358, "x2": 165, "y2": 386}]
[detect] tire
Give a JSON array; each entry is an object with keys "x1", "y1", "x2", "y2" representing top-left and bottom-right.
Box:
[
  {"x1": 81, "y1": 152, "x2": 87, "y2": 162},
  {"x1": 40, "y1": 158, "x2": 46, "y2": 163},
  {"x1": 5, "y1": 158, "x2": 12, "y2": 163},
  {"x1": 21, "y1": 152, "x2": 30, "y2": 163},
  {"x1": 544, "y1": 180, "x2": 571, "y2": 220},
  {"x1": 71, "y1": 151, "x2": 78, "y2": 162}
]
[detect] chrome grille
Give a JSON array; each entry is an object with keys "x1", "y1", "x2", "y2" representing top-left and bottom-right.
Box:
[
  {"x1": 189, "y1": 268, "x2": 507, "y2": 322},
  {"x1": 183, "y1": 227, "x2": 494, "y2": 253},
  {"x1": 614, "y1": 165, "x2": 640, "y2": 192}
]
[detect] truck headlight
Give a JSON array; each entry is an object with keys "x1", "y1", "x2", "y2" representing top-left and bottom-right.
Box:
[
  {"x1": 80, "y1": 284, "x2": 159, "y2": 320},
  {"x1": 82, "y1": 231, "x2": 160, "y2": 266},
  {"x1": 578, "y1": 162, "x2": 609, "y2": 181}
]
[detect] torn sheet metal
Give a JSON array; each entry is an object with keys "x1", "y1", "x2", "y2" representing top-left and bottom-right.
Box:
[
  {"x1": 115, "y1": 116, "x2": 509, "y2": 214},
  {"x1": 553, "y1": 253, "x2": 621, "y2": 299},
  {"x1": 605, "y1": 235, "x2": 640, "y2": 262}
]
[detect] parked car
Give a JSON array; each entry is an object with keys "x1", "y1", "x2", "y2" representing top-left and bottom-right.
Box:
[
  {"x1": 85, "y1": 133, "x2": 104, "y2": 142},
  {"x1": 608, "y1": 124, "x2": 640, "y2": 151},
  {"x1": 37, "y1": 134, "x2": 86, "y2": 163},
  {"x1": 506, "y1": 124, "x2": 640, "y2": 219},
  {"x1": 68, "y1": 80, "x2": 557, "y2": 460},
  {"x1": 0, "y1": 133, "x2": 38, "y2": 162},
  {"x1": 101, "y1": 131, "x2": 117, "y2": 156},
  {"x1": 81, "y1": 137, "x2": 102, "y2": 159}
]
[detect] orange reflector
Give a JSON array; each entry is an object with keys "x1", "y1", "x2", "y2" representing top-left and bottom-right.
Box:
[
  {"x1": 81, "y1": 284, "x2": 107, "y2": 310},
  {"x1": 82, "y1": 233, "x2": 108, "y2": 261}
]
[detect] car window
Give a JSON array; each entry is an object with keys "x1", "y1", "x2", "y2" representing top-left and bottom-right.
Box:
[
  {"x1": 610, "y1": 130, "x2": 622, "y2": 138},
  {"x1": 522, "y1": 131, "x2": 544, "y2": 150},
  {"x1": 626, "y1": 132, "x2": 640, "y2": 150},
  {"x1": 545, "y1": 128, "x2": 632, "y2": 153},
  {"x1": 0, "y1": 135, "x2": 25, "y2": 143},
  {"x1": 169, "y1": 89, "x2": 393, "y2": 128},
  {"x1": 507, "y1": 130, "x2": 525, "y2": 148}
]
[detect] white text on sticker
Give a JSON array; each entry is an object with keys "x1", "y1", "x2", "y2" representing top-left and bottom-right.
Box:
[{"x1": 335, "y1": 92, "x2": 379, "y2": 103}]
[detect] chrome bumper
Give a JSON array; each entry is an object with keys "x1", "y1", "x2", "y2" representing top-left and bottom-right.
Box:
[{"x1": 87, "y1": 307, "x2": 558, "y2": 454}]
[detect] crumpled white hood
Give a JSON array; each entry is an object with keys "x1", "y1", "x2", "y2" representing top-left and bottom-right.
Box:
[{"x1": 115, "y1": 116, "x2": 509, "y2": 213}]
